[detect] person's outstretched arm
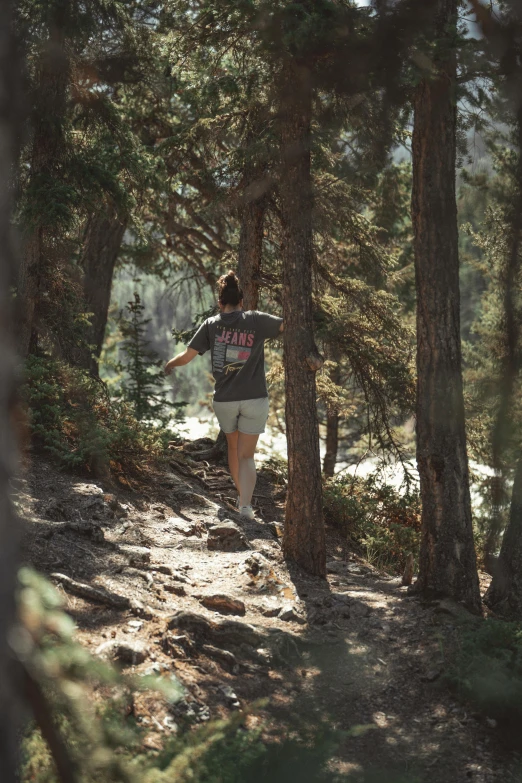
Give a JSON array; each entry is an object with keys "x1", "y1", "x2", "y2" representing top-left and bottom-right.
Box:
[{"x1": 164, "y1": 347, "x2": 198, "y2": 375}]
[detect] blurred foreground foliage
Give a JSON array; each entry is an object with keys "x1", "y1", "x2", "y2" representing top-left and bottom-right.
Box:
[
  {"x1": 446, "y1": 618, "x2": 522, "y2": 737},
  {"x1": 18, "y1": 570, "x2": 351, "y2": 783}
]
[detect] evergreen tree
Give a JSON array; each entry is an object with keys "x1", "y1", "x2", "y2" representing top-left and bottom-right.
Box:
[
  {"x1": 462, "y1": 159, "x2": 514, "y2": 568},
  {"x1": 313, "y1": 158, "x2": 416, "y2": 473},
  {"x1": 279, "y1": 53, "x2": 326, "y2": 576},
  {"x1": 118, "y1": 293, "x2": 185, "y2": 424},
  {"x1": 15, "y1": 0, "x2": 157, "y2": 361},
  {"x1": 411, "y1": 0, "x2": 481, "y2": 612},
  {"x1": 162, "y1": 0, "x2": 431, "y2": 577},
  {"x1": 467, "y1": 0, "x2": 522, "y2": 616},
  {"x1": 13, "y1": 0, "x2": 488, "y2": 586}
]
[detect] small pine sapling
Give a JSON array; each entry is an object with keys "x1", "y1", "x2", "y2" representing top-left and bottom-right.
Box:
[{"x1": 118, "y1": 293, "x2": 186, "y2": 425}]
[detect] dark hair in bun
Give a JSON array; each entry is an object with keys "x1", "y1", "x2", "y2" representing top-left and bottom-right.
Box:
[{"x1": 217, "y1": 270, "x2": 243, "y2": 306}]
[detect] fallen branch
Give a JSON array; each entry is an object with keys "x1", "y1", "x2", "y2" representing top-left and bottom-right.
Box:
[{"x1": 51, "y1": 573, "x2": 130, "y2": 610}]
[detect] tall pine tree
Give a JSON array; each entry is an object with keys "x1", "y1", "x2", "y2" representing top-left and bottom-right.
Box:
[
  {"x1": 411, "y1": 0, "x2": 481, "y2": 612},
  {"x1": 279, "y1": 55, "x2": 326, "y2": 576},
  {"x1": 468, "y1": 0, "x2": 522, "y2": 616}
]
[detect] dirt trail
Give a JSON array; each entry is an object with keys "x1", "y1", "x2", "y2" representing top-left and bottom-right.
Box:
[{"x1": 15, "y1": 442, "x2": 520, "y2": 782}]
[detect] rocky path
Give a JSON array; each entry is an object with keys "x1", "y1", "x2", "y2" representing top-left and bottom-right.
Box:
[{"x1": 15, "y1": 442, "x2": 521, "y2": 782}]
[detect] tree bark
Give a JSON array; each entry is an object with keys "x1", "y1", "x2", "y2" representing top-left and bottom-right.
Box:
[
  {"x1": 0, "y1": 1, "x2": 23, "y2": 776},
  {"x1": 79, "y1": 206, "x2": 127, "y2": 375},
  {"x1": 323, "y1": 411, "x2": 339, "y2": 478},
  {"x1": 483, "y1": 470, "x2": 507, "y2": 574},
  {"x1": 411, "y1": 0, "x2": 481, "y2": 613},
  {"x1": 237, "y1": 185, "x2": 266, "y2": 311},
  {"x1": 17, "y1": 21, "x2": 68, "y2": 358},
  {"x1": 485, "y1": 459, "x2": 522, "y2": 615},
  {"x1": 323, "y1": 358, "x2": 341, "y2": 478},
  {"x1": 280, "y1": 60, "x2": 326, "y2": 578},
  {"x1": 237, "y1": 153, "x2": 268, "y2": 311},
  {"x1": 483, "y1": 113, "x2": 522, "y2": 614}
]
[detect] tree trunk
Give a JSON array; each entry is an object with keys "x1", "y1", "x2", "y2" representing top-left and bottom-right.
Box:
[
  {"x1": 411, "y1": 0, "x2": 481, "y2": 613},
  {"x1": 0, "y1": 1, "x2": 23, "y2": 776},
  {"x1": 323, "y1": 411, "x2": 339, "y2": 478},
  {"x1": 483, "y1": 114, "x2": 522, "y2": 614},
  {"x1": 79, "y1": 206, "x2": 127, "y2": 375},
  {"x1": 323, "y1": 358, "x2": 341, "y2": 478},
  {"x1": 280, "y1": 60, "x2": 326, "y2": 578},
  {"x1": 485, "y1": 459, "x2": 522, "y2": 615},
  {"x1": 237, "y1": 158, "x2": 268, "y2": 311},
  {"x1": 236, "y1": 106, "x2": 271, "y2": 311},
  {"x1": 17, "y1": 229, "x2": 42, "y2": 357},
  {"x1": 483, "y1": 470, "x2": 508, "y2": 574},
  {"x1": 17, "y1": 24, "x2": 68, "y2": 358}
]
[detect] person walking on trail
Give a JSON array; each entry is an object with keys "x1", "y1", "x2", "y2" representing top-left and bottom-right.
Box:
[{"x1": 165, "y1": 271, "x2": 283, "y2": 520}]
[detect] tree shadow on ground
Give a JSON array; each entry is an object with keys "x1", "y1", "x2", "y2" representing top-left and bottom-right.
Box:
[
  {"x1": 17, "y1": 457, "x2": 516, "y2": 782},
  {"x1": 270, "y1": 561, "x2": 505, "y2": 783}
]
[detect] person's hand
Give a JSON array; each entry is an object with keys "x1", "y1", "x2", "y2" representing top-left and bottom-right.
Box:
[{"x1": 164, "y1": 360, "x2": 175, "y2": 376}]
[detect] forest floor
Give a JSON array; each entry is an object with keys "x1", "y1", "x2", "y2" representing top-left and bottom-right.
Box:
[{"x1": 15, "y1": 438, "x2": 522, "y2": 783}]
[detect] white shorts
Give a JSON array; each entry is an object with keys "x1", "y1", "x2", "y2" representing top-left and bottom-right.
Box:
[{"x1": 213, "y1": 397, "x2": 270, "y2": 435}]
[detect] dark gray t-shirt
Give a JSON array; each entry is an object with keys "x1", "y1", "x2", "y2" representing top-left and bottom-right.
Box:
[{"x1": 188, "y1": 310, "x2": 283, "y2": 402}]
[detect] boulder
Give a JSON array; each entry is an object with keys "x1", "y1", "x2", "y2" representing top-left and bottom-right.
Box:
[
  {"x1": 165, "y1": 517, "x2": 203, "y2": 537},
  {"x1": 178, "y1": 491, "x2": 218, "y2": 509},
  {"x1": 258, "y1": 597, "x2": 283, "y2": 618},
  {"x1": 118, "y1": 545, "x2": 151, "y2": 565},
  {"x1": 167, "y1": 611, "x2": 260, "y2": 649},
  {"x1": 164, "y1": 584, "x2": 187, "y2": 597},
  {"x1": 96, "y1": 639, "x2": 148, "y2": 665},
  {"x1": 200, "y1": 594, "x2": 246, "y2": 616},
  {"x1": 207, "y1": 520, "x2": 250, "y2": 552},
  {"x1": 201, "y1": 644, "x2": 239, "y2": 672},
  {"x1": 243, "y1": 552, "x2": 271, "y2": 576},
  {"x1": 279, "y1": 604, "x2": 306, "y2": 625},
  {"x1": 326, "y1": 560, "x2": 347, "y2": 575},
  {"x1": 219, "y1": 685, "x2": 240, "y2": 709},
  {"x1": 212, "y1": 619, "x2": 260, "y2": 648}
]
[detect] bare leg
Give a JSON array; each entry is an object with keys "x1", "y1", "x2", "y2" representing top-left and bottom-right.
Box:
[
  {"x1": 225, "y1": 431, "x2": 239, "y2": 492},
  {"x1": 237, "y1": 432, "x2": 259, "y2": 507}
]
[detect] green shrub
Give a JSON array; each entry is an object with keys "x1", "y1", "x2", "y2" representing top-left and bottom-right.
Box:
[
  {"x1": 445, "y1": 619, "x2": 522, "y2": 727},
  {"x1": 323, "y1": 473, "x2": 421, "y2": 574},
  {"x1": 22, "y1": 354, "x2": 172, "y2": 475},
  {"x1": 261, "y1": 455, "x2": 288, "y2": 486}
]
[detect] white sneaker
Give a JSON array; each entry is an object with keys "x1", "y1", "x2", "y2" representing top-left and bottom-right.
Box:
[{"x1": 239, "y1": 505, "x2": 255, "y2": 520}]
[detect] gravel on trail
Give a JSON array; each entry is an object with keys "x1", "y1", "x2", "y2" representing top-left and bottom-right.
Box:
[{"x1": 15, "y1": 448, "x2": 520, "y2": 783}]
